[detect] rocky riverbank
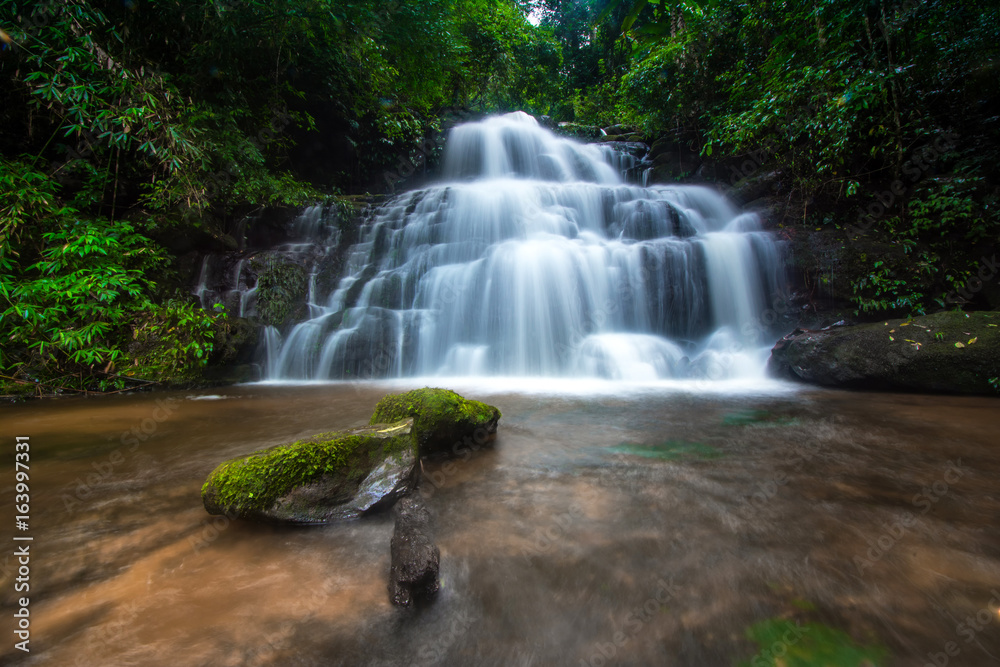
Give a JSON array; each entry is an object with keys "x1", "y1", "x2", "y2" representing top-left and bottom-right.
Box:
[{"x1": 768, "y1": 311, "x2": 1000, "y2": 394}]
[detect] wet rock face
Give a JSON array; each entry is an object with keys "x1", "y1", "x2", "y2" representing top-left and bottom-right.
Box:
[
  {"x1": 768, "y1": 311, "x2": 1000, "y2": 394},
  {"x1": 201, "y1": 420, "x2": 418, "y2": 524},
  {"x1": 389, "y1": 495, "x2": 440, "y2": 606}
]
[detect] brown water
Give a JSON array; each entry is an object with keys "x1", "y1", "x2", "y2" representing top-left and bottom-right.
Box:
[{"x1": 1, "y1": 381, "x2": 999, "y2": 666}]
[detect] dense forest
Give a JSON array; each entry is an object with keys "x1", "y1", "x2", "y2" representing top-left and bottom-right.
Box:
[{"x1": 1, "y1": 0, "x2": 998, "y2": 394}]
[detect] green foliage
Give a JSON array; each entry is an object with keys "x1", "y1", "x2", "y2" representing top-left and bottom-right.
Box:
[
  {"x1": 1, "y1": 0, "x2": 568, "y2": 208},
  {"x1": 6, "y1": 218, "x2": 150, "y2": 365},
  {"x1": 0, "y1": 157, "x2": 222, "y2": 391},
  {"x1": 516, "y1": 0, "x2": 636, "y2": 123},
  {"x1": 601, "y1": 0, "x2": 998, "y2": 200},
  {"x1": 850, "y1": 258, "x2": 931, "y2": 316},
  {"x1": 907, "y1": 178, "x2": 987, "y2": 242},
  {"x1": 0, "y1": 157, "x2": 65, "y2": 261},
  {"x1": 847, "y1": 175, "x2": 997, "y2": 315},
  {"x1": 129, "y1": 299, "x2": 222, "y2": 381}
]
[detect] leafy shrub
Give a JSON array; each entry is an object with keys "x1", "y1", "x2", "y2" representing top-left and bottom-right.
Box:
[{"x1": 0, "y1": 159, "x2": 223, "y2": 392}]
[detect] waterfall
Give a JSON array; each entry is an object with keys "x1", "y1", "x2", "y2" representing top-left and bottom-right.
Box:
[
  {"x1": 194, "y1": 256, "x2": 212, "y2": 309},
  {"x1": 263, "y1": 112, "x2": 785, "y2": 381}
]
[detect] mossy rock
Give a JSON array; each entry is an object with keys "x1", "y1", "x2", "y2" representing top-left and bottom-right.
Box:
[
  {"x1": 769, "y1": 311, "x2": 1000, "y2": 394},
  {"x1": 369, "y1": 388, "x2": 501, "y2": 458},
  {"x1": 251, "y1": 255, "x2": 309, "y2": 328},
  {"x1": 202, "y1": 419, "x2": 417, "y2": 524}
]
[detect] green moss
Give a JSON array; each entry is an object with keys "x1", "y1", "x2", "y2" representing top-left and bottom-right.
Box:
[
  {"x1": 203, "y1": 389, "x2": 500, "y2": 518},
  {"x1": 0, "y1": 378, "x2": 40, "y2": 400},
  {"x1": 369, "y1": 387, "x2": 501, "y2": 456},
  {"x1": 202, "y1": 420, "x2": 413, "y2": 515},
  {"x1": 739, "y1": 618, "x2": 887, "y2": 667},
  {"x1": 251, "y1": 256, "x2": 308, "y2": 327}
]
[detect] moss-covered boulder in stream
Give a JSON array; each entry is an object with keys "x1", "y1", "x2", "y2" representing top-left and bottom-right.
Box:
[
  {"x1": 768, "y1": 311, "x2": 1000, "y2": 394},
  {"x1": 369, "y1": 388, "x2": 501, "y2": 458},
  {"x1": 202, "y1": 419, "x2": 417, "y2": 523}
]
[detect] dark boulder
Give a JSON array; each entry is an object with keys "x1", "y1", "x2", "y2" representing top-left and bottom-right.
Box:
[
  {"x1": 728, "y1": 170, "x2": 780, "y2": 206},
  {"x1": 600, "y1": 141, "x2": 650, "y2": 162},
  {"x1": 768, "y1": 311, "x2": 1000, "y2": 394},
  {"x1": 644, "y1": 141, "x2": 702, "y2": 181},
  {"x1": 602, "y1": 124, "x2": 635, "y2": 136},
  {"x1": 389, "y1": 495, "x2": 440, "y2": 606}
]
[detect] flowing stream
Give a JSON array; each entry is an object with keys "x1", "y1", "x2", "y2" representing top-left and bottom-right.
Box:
[{"x1": 2, "y1": 383, "x2": 1000, "y2": 666}]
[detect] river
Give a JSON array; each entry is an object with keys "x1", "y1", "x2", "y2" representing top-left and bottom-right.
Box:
[{"x1": 2, "y1": 380, "x2": 998, "y2": 666}]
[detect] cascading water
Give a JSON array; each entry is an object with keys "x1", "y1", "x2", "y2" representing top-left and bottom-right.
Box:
[
  {"x1": 264, "y1": 112, "x2": 785, "y2": 381},
  {"x1": 191, "y1": 205, "x2": 341, "y2": 321}
]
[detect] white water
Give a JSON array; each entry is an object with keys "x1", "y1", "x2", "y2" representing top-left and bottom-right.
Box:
[
  {"x1": 190, "y1": 204, "x2": 342, "y2": 322},
  {"x1": 264, "y1": 112, "x2": 785, "y2": 381}
]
